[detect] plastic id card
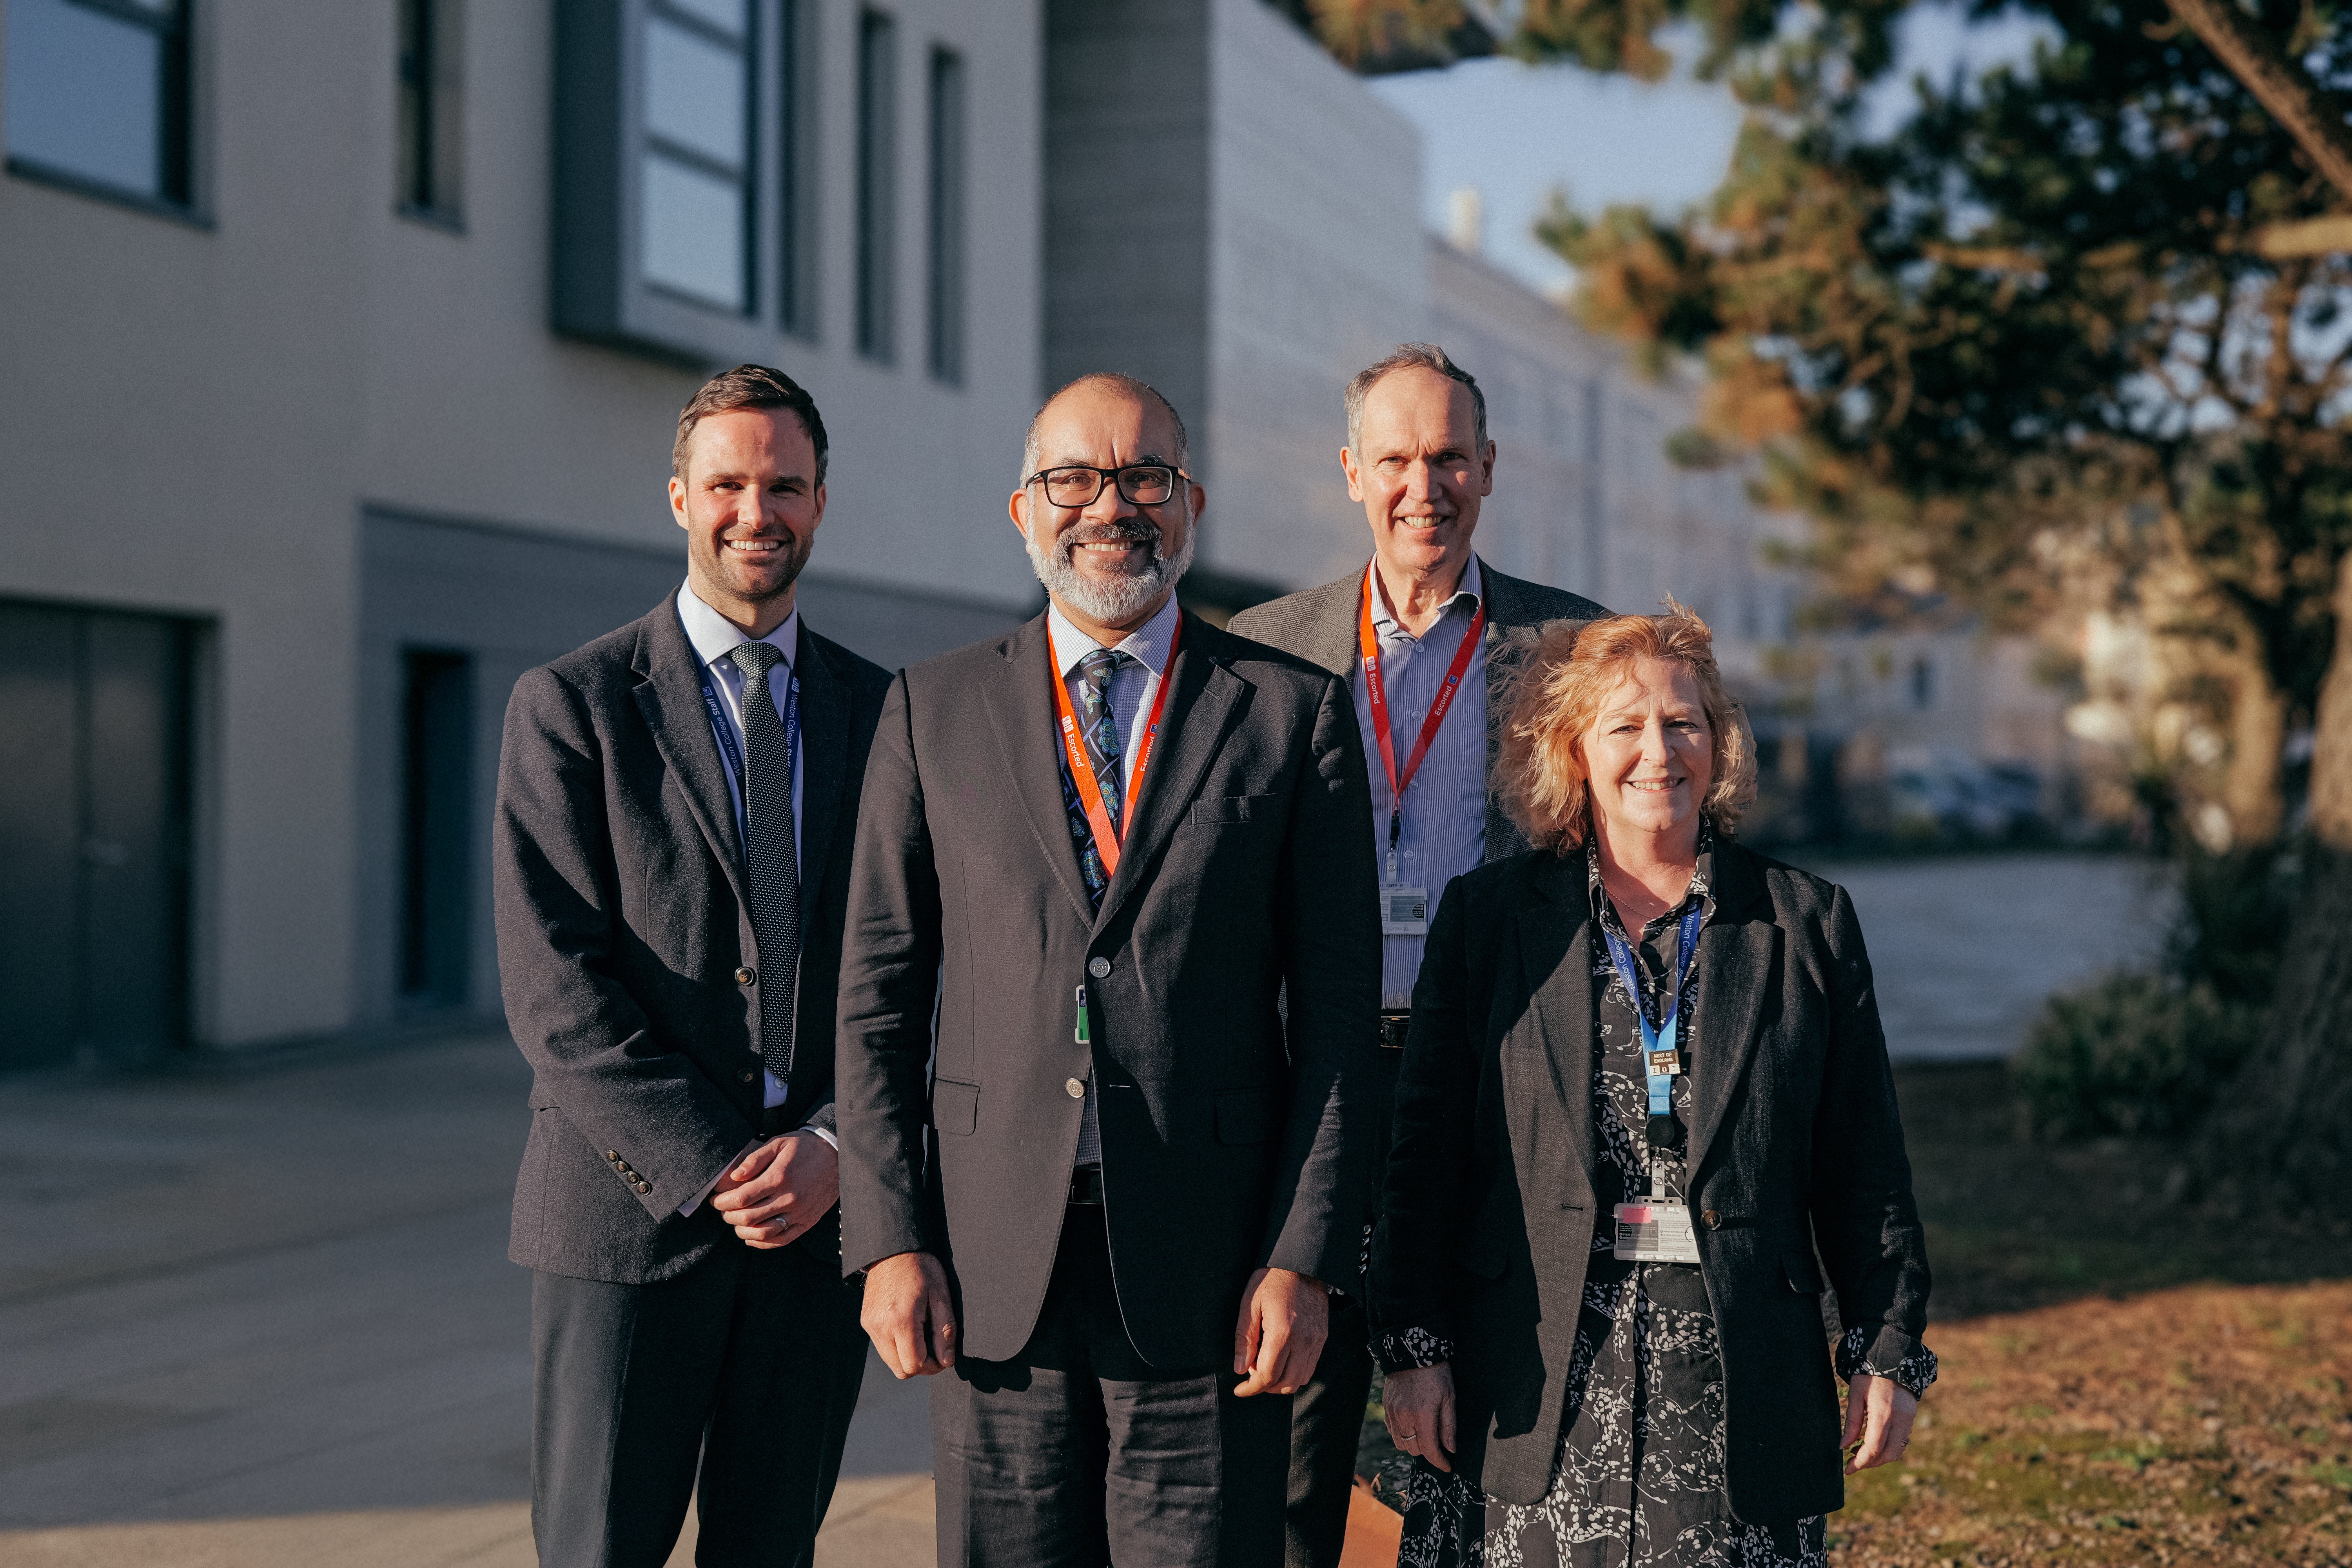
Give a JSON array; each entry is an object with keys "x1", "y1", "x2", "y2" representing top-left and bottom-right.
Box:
[
  {"x1": 1613, "y1": 1196, "x2": 1702, "y2": 1263},
  {"x1": 1380, "y1": 884, "x2": 1430, "y2": 936}
]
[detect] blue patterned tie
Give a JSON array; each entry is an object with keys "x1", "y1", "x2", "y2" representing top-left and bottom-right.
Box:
[{"x1": 1061, "y1": 649, "x2": 1127, "y2": 909}]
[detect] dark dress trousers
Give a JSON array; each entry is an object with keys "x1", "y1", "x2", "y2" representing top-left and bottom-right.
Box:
[
  {"x1": 1227, "y1": 558, "x2": 1608, "y2": 1568},
  {"x1": 495, "y1": 592, "x2": 892, "y2": 1568},
  {"x1": 835, "y1": 609, "x2": 1382, "y2": 1567},
  {"x1": 1368, "y1": 840, "x2": 1933, "y2": 1522}
]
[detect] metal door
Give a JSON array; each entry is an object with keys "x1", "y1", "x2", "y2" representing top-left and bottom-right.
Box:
[{"x1": 0, "y1": 601, "x2": 193, "y2": 1070}]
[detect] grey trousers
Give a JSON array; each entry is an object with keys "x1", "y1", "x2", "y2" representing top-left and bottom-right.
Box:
[
  {"x1": 530, "y1": 1212, "x2": 867, "y2": 1568},
  {"x1": 931, "y1": 1204, "x2": 1291, "y2": 1568},
  {"x1": 1282, "y1": 1292, "x2": 1374, "y2": 1568}
]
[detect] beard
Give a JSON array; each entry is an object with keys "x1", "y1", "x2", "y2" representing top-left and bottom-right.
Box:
[
  {"x1": 711, "y1": 528, "x2": 813, "y2": 605},
  {"x1": 1025, "y1": 515, "x2": 1194, "y2": 624}
]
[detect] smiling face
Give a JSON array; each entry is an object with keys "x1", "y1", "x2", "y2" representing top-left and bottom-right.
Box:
[
  {"x1": 1579, "y1": 657, "x2": 1716, "y2": 840},
  {"x1": 669, "y1": 407, "x2": 826, "y2": 635},
  {"x1": 1009, "y1": 379, "x2": 1202, "y2": 634},
  {"x1": 1342, "y1": 365, "x2": 1494, "y2": 587}
]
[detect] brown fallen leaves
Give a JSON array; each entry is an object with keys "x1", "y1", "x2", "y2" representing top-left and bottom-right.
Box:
[{"x1": 1833, "y1": 1281, "x2": 2352, "y2": 1566}]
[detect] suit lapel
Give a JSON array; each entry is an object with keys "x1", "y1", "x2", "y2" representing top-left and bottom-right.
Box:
[
  {"x1": 1506, "y1": 856, "x2": 1598, "y2": 1207},
  {"x1": 1301, "y1": 571, "x2": 1364, "y2": 679},
  {"x1": 631, "y1": 595, "x2": 750, "y2": 911},
  {"x1": 1094, "y1": 613, "x2": 1243, "y2": 932},
  {"x1": 1684, "y1": 842, "x2": 1780, "y2": 1179},
  {"x1": 980, "y1": 615, "x2": 1098, "y2": 924},
  {"x1": 791, "y1": 622, "x2": 850, "y2": 906}
]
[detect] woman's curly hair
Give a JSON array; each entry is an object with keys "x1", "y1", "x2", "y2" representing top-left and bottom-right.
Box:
[{"x1": 1497, "y1": 601, "x2": 1758, "y2": 854}]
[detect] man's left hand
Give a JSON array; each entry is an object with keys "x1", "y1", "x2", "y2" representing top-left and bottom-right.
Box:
[
  {"x1": 1842, "y1": 1374, "x2": 1919, "y2": 1472},
  {"x1": 1232, "y1": 1267, "x2": 1327, "y2": 1397},
  {"x1": 710, "y1": 1131, "x2": 838, "y2": 1249}
]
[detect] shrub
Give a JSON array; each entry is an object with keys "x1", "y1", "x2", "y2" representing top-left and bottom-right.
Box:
[{"x1": 2011, "y1": 971, "x2": 2262, "y2": 1140}]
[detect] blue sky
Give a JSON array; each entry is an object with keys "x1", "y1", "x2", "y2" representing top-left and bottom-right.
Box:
[{"x1": 1367, "y1": 4, "x2": 2058, "y2": 294}]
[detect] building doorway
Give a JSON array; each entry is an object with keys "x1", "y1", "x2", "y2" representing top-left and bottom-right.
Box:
[
  {"x1": 0, "y1": 600, "x2": 196, "y2": 1071},
  {"x1": 397, "y1": 648, "x2": 473, "y2": 1011}
]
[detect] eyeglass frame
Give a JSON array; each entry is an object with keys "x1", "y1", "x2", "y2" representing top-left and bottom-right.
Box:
[{"x1": 1022, "y1": 461, "x2": 1192, "y2": 508}]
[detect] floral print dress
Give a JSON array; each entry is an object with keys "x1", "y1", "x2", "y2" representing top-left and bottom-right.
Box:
[{"x1": 1381, "y1": 835, "x2": 1936, "y2": 1568}]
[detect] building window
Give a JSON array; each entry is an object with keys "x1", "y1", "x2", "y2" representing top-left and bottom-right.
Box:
[
  {"x1": 856, "y1": 9, "x2": 897, "y2": 363},
  {"x1": 1911, "y1": 656, "x2": 1935, "y2": 709},
  {"x1": 397, "y1": 0, "x2": 464, "y2": 223},
  {"x1": 778, "y1": 0, "x2": 817, "y2": 338},
  {"x1": 926, "y1": 45, "x2": 965, "y2": 385},
  {"x1": 4, "y1": 0, "x2": 192, "y2": 210},
  {"x1": 399, "y1": 649, "x2": 474, "y2": 1009},
  {"x1": 641, "y1": 0, "x2": 755, "y2": 312}
]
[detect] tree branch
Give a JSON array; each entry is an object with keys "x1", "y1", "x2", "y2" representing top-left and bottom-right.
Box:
[{"x1": 2166, "y1": 0, "x2": 2352, "y2": 203}]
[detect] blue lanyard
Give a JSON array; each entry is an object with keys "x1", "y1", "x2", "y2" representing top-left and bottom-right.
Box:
[
  {"x1": 1600, "y1": 903, "x2": 1706, "y2": 1122},
  {"x1": 695, "y1": 657, "x2": 799, "y2": 858}
]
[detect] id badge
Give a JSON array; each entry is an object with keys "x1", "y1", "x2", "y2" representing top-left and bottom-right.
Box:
[
  {"x1": 1380, "y1": 884, "x2": 1430, "y2": 936},
  {"x1": 1613, "y1": 1196, "x2": 1702, "y2": 1263}
]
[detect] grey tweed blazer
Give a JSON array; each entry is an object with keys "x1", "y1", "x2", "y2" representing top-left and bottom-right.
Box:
[{"x1": 1228, "y1": 556, "x2": 1607, "y2": 862}]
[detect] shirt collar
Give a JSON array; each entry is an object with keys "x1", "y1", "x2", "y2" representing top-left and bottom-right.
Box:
[
  {"x1": 678, "y1": 581, "x2": 798, "y2": 674},
  {"x1": 1585, "y1": 819, "x2": 1717, "y2": 937},
  {"x1": 1046, "y1": 591, "x2": 1182, "y2": 679},
  {"x1": 1368, "y1": 554, "x2": 1483, "y2": 639}
]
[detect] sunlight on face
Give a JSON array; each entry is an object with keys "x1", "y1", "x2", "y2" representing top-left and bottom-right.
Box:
[{"x1": 1579, "y1": 657, "x2": 1715, "y2": 838}]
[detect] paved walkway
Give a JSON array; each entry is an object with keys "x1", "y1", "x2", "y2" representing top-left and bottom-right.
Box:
[{"x1": 0, "y1": 852, "x2": 2171, "y2": 1563}]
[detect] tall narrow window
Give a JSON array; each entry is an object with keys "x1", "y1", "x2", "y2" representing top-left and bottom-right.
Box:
[
  {"x1": 397, "y1": 0, "x2": 465, "y2": 222},
  {"x1": 400, "y1": 650, "x2": 474, "y2": 1009},
  {"x1": 641, "y1": 0, "x2": 755, "y2": 314},
  {"x1": 4, "y1": 0, "x2": 192, "y2": 209},
  {"x1": 926, "y1": 46, "x2": 966, "y2": 385},
  {"x1": 856, "y1": 9, "x2": 898, "y2": 363},
  {"x1": 777, "y1": 0, "x2": 817, "y2": 338}
]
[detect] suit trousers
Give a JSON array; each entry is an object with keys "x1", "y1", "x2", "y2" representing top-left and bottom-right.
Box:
[
  {"x1": 530, "y1": 1212, "x2": 868, "y2": 1568},
  {"x1": 1284, "y1": 1039, "x2": 1402, "y2": 1568},
  {"x1": 931, "y1": 1204, "x2": 1291, "y2": 1568}
]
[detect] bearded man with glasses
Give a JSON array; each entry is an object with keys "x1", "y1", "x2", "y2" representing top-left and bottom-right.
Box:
[{"x1": 836, "y1": 372, "x2": 1382, "y2": 1566}]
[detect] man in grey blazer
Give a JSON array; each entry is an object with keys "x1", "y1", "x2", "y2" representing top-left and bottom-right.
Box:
[
  {"x1": 1228, "y1": 343, "x2": 1608, "y2": 1568},
  {"x1": 835, "y1": 372, "x2": 1381, "y2": 1567},
  {"x1": 495, "y1": 365, "x2": 893, "y2": 1567}
]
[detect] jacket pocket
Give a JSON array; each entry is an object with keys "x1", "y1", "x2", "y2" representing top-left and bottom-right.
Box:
[
  {"x1": 1782, "y1": 1248, "x2": 1825, "y2": 1293},
  {"x1": 932, "y1": 1078, "x2": 978, "y2": 1136},
  {"x1": 1190, "y1": 793, "x2": 1277, "y2": 827},
  {"x1": 1215, "y1": 1089, "x2": 1277, "y2": 1145},
  {"x1": 1457, "y1": 1235, "x2": 1509, "y2": 1281}
]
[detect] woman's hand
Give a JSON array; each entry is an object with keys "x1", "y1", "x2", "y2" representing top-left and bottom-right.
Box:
[
  {"x1": 1842, "y1": 1374, "x2": 1918, "y2": 1472},
  {"x1": 1383, "y1": 1363, "x2": 1458, "y2": 1473}
]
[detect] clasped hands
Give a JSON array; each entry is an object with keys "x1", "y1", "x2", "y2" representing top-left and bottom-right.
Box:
[
  {"x1": 1382, "y1": 1363, "x2": 1917, "y2": 1475},
  {"x1": 861, "y1": 1252, "x2": 1329, "y2": 1395},
  {"x1": 710, "y1": 1130, "x2": 838, "y2": 1248}
]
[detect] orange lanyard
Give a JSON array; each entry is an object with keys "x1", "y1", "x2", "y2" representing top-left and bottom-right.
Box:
[
  {"x1": 1052, "y1": 617, "x2": 1182, "y2": 880},
  {"x1": 1359, "y1": 566, "x2": 1485, "y2": 875}
]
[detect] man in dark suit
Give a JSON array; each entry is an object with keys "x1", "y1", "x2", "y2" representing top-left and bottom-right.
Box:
[
  {"x1": 495, "y1": 365, "x2": 893, "y2": 1567},
  {"x1": 1228, "y1": 343, "x2": 1608, "y2": 1568},
  {"x1": 834, "y1": 372, "x2": 1381, "y2": 1568}
]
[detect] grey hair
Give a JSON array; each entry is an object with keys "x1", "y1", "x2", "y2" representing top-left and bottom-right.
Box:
[
  {"x1": 1344, "y1": 343, "x2": 1488, "y2": 456},
  {"x1": 1020, "y1": 372, "x2": 1191, "y2": 484}
]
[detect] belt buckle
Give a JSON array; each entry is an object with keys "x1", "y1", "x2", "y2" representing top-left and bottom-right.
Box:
[
  {"x1": 1378, "y1": 1011, "x2": 1412, "y2": 1052},
  {"x1": 1069, "y1": 1167, "x2": 1104, "y2": 1205}
]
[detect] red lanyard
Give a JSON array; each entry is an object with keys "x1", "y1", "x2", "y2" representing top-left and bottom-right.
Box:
[
  {"x1": 1053, "y1": 617, "x2": 1182, "y2": 881},
  {"x1": 1359, "y1": 565, "x2": 1485, "y2": 872}
]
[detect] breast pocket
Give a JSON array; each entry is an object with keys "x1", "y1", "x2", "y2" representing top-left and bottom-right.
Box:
[{"x1": 1189, "y1": 793, "x2": 1278, "y2": 828}]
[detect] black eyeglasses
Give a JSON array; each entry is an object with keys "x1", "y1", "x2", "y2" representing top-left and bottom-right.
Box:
[{"x1": 1025, "y1": 463, "x2": 1185, "y2": 508}]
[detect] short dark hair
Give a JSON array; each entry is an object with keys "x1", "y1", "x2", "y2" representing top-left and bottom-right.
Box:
[
  {"x1": 673, "y1": 363, "x2": 830, "y2": 485},
  {"x1": 1345, "y1": 343, "x2": 1487, "y2": 455},
  {"x1": 1021, "y1": 372, "x2": 1190, "y2": 481}
]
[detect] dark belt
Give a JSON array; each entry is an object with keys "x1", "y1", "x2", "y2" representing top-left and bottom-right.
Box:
[
  {"x1": 1069, "y1": 1166, "x2": 1104, "y2": 1205},
  {"x1": 1377, "y1": 1010, "x2": 1412, "y2": 1052}
]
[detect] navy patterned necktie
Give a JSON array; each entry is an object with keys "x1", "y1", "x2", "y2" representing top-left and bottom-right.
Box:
[
  {"x1": 1061, "y1": 648, "x2": 1128, "y2": 909},
  {"x1": 729, "y1": 641, "x2": 800, "y2": 1085}
]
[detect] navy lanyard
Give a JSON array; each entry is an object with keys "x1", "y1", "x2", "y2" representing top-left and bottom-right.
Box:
[
  {"x1": 1600, "y1": 903, "x2": 1706, "y2": 1123},
  {"x1": 695, "y1": 657, "x2": 799, "y2": 855}
]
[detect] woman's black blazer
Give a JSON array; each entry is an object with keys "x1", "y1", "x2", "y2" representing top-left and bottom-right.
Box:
[{"x1": 1367, "y1": 838, "x2": 1931, "y2": 1522}]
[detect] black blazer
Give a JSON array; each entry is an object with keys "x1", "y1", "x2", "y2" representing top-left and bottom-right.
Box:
[
  {"x1": 1368, "y1": 838, "x2": 1931, "y2": 1521},
  {"x1": 835, "y1": 610, "x2": 1383, "y2": 1368},
  {"x1": 495, "y1": 592, "x2": 892, "y2": 1285},
  {"x1": 1226, "y1": 555, "x2": 1608, "y2": 860}
]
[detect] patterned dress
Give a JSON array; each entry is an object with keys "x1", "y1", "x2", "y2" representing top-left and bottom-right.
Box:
[{"x1": 1382, "y1": 832, "x2": 1937, "y2": 1568}]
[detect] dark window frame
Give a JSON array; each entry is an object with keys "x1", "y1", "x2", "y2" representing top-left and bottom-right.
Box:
[
  {"x1": 777, "y1": 0, "x2": 818, "y2": 339},
  {"x1": 925, "y1": 43, "x2": 965, "y2": 386},
  {"x1": 855, "y1": 8, "x2": 898, "y2": 364},
  {"x1": 396, "y1": 0, "x2": 465, "y2": 228},
  {"x1": 3, "y1": 0, "x2": 197, "y2": 219}
]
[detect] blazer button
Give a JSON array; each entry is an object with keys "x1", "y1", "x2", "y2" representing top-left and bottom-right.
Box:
[
  {"x1": 605, "y1": 1151, "x2": 620, "y2": 1163},
  {"x1": 1087, "y1": 956, "x2": 1112, "y2": 979},
  {"x1": 740, "y1": 1071, "x2": 757, "y2": 1085},
  {"x1": 1065, "y1": 1078, "x2": 1085, "y2": 1099},
  {"x1": 735, "y1": 967, "x2": 755, "y2": 985},
  {"x1": 1703, "y1": 1210, "x2": 1721, "y2": 1230},
  {"x1": 635, "y1": 1181, "x2": 651, "y2": 1194}
]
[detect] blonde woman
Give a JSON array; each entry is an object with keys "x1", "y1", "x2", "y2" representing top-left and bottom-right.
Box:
[{"x1": 1369, "y1": 606, "x2": 1935, "y2": 1567}]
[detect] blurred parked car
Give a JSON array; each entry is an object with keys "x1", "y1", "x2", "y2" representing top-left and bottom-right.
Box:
[{"x1": 1886, "y1": 749, "x2": 2043, "y2": 843}]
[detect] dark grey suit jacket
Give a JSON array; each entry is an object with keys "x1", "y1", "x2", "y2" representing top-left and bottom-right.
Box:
[
  {"x1": 495, "y1": 592, "x2": 893, "y2": 1285},
  {"x1": 835, "y1": 610, "x2": 1382, "y2": 1369},
  {"x1": 1367, "y1": 840, "x2": 1932, "y2": 1521},
  {"x1": 1227, "y1": 556, "x2": 1608, "y2": 861}
]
